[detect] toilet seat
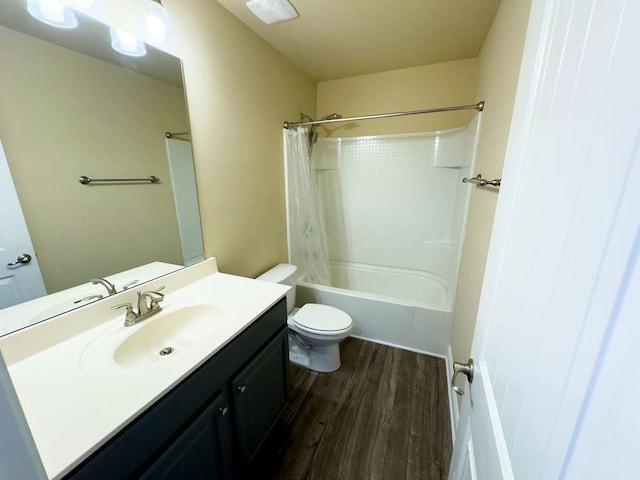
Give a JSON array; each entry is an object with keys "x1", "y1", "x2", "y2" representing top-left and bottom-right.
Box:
[{"x1": 291, "y1": 304, "x2": 352, "y2": 334}]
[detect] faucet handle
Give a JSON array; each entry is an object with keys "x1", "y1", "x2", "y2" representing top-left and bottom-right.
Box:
[
  {"x1": 122, "y1": 280, "x2": 139, "y2": 290},
  {"x1": 111, "y1": 302, "x2": 132, "y2": 310},
  {"x1": 147, "y1": 291, "x2": 165, "y2": 308},
  {"x1": 112, "y1": 303, "x2": 138, "y2": 326},
  {"x1": 137, "y1": 290, "x2": 164, "y2": 300}
]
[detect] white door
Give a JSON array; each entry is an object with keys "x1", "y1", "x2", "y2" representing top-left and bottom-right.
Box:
[
  {"x1": 450, "y1": 0, "x2": 640, "y2": 478},
  {"x1": 0, "y1": 139, "x2": 46, "y2": 308}
]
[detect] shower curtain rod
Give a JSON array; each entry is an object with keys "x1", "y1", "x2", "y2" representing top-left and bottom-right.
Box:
[{"x1": 283, "y1": 101, "x2": 484, "y2": 129}]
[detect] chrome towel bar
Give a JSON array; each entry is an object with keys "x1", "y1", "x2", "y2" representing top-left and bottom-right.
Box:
[
  {"x1": 462, "y1": 174, "x2": 501, "y2": 188},
  {"x1": 78, "y1": 175, "x2": 160, "y2": 185}
]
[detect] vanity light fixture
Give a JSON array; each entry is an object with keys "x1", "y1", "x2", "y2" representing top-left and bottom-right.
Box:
[
  {"x1": 27, "y1": 0, "x2": 78, "y2": 29},
  {"x1": 246, "y1": 0, "x2": 298, "y2": 25},
  {"x1": 140, "y1": 0, "x2": 174, "y2": 50},
  {"x1": 109, "y1": 27, "x2": 147, "y2": 57}
]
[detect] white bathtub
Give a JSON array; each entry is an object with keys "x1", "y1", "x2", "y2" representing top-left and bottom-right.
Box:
[
  {"x1": 329, "y1": 261, "x2": 450, "y2": 310},
  {"x1": 296, "y1": 262, "x2": 453, "y2": 356}
]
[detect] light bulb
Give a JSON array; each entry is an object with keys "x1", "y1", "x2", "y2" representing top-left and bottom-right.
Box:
[
  {"x1": 141, "y1": 0, "x2": 173, "y2": 49},
  {"x1": 27, "y1": 0, "x2": 78, "y2": 28},
  {"x1": 110, "y1": 28, "x2": 147, "y2": 57},
  {"x1": 146, "y1": 15, "x2": 167, "y2": 44},
  {"x1": 40, "y1": 0, "x2": 64, "y2": 21}
]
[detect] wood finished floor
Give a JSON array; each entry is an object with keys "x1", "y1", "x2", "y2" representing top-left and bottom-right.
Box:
[{"x1": 270, "y1": 337, "x2": 452, "y2": 480}]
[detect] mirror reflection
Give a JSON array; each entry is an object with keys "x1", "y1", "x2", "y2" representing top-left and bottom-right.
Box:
[{"x1": 0, "y1": 0, "x2": 203, "y2": 336}]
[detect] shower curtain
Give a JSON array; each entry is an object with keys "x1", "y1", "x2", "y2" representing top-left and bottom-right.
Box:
[{"x1": 283, "y1": 127, "x2": 331, "y2": 285}]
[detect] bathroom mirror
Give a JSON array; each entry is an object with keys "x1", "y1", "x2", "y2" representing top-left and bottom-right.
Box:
[{"x1": 0, "y1": 0, "x2": 203, "y2": 335}]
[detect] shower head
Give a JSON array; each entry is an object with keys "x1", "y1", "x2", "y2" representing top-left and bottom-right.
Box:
[
  {"x1": 304, "y1": 113, "x2": 343, "y2": 152},
  {"x1": 321, "y1": 113, "x2": 343, "y2": 121},
  {"x1": 299, "y1": 113, "x2": 314, "y2": 123}
]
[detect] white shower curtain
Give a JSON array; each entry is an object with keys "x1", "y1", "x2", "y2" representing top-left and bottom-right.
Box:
[{"x1": 283, "y1": 127, "x2": 331, "y2": 285}]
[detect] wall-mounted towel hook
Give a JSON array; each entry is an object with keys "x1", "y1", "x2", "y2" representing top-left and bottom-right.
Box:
[{"x1": 462, "y1": 174, "x2": 501, "y2": 188}]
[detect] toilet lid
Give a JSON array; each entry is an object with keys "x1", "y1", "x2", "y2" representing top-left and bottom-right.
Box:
[{"x1": 293, "y1": 304, "x2": 352, "y2": 332}]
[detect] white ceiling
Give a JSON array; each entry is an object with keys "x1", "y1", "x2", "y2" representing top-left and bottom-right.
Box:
[{"x1": 217, "y1": 0, "x2": 503, "y2": 81}]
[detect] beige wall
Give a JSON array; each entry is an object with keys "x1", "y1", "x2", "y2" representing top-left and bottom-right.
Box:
[
  {"x1": 164, "y1": 0, "x2": 316, "y2": 277},
  {"x1": 0, "y1": 27, "x2": 187, "y2": 293},
  {"x1": 451, "y1": 0, "x2": 532, "y2": 362},
  {"x1": 317, "y1": 59, "x2": 479, "y2": 137},
  {"x1": 39, "y1": 0, "x2": 316, "y2": 279}
]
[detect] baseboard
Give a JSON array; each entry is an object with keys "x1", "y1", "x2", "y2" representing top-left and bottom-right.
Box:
[{"x1": 349, "y1": 334, "x2": 447, "y2": 360}]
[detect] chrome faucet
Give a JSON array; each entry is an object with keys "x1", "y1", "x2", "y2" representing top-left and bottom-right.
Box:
[
  {"x1": 90, "y1": 278, "x2": 117, "y2": 296},
  {"x1": 137, "y1": 290, "x2": 164, "y2": 317},
  {"x1": 112, "y1": 288, "x2": 165, "y2": 327}
]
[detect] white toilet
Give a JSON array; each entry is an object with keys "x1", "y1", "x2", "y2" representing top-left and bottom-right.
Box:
[{"x1": 257, "y1": 264, "x2": 352, "y2": 372}]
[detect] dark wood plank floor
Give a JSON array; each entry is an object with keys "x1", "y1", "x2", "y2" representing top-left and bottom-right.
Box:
[{"x1": 270, "y1": 337, "x2": 452, "y2": 480}]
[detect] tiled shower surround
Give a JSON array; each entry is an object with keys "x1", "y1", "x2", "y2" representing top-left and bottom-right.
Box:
[{"x1": 310, "y1": 116, "x2": 479, "y2": 310}]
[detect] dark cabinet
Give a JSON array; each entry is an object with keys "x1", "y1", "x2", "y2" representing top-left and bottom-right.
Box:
[
  {"x1": 66, "y1": 298, "x2": 288, "y2": 480},
  {"x1": 140, "y1": 389, "x2": 234, "y2": 480},
  {"x1": 233, "y1": 328, "x2": 289, "y2": 468}
]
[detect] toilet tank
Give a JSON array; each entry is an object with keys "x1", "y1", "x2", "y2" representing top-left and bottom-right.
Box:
[{"x1": 256, "y1": 264, "x2": 297, "y2": 313}]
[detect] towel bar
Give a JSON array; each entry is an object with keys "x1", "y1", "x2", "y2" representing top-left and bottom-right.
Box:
[{"x1": 78, "y1": 175, "x2": 159, "y2": 185}]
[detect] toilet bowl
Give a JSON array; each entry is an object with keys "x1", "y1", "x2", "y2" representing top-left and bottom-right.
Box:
[{"x1": 256, "y1": 264, "x2": 352, "y2": 372}]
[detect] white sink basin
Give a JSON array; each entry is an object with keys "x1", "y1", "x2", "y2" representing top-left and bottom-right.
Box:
[
  {"x1": 114, "y1": 305, "x2": 223, "y2": 367},
  {"x1": 80, "y1": 304, "x2": 224, "y2": 372}
]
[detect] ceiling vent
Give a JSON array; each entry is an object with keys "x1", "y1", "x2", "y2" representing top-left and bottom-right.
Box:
[{"x1": 246, "y1": 0, "x2": 298, "y2": 25}]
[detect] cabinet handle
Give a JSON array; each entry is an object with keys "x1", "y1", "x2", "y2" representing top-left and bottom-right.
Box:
[
  {"x1": 219, "y1": 406, "x2": 229, "y2": 416},
  {"x1": 238, "y1": 385, "x2": 247, "y2": 394}
]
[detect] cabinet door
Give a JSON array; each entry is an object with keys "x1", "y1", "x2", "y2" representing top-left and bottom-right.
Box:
[
  {"x1": 232, "y1": 328, "x2": 289, "y2": 465},
  {"x1": 140, "y1": 390, "x2": 235, "y2": 480}
]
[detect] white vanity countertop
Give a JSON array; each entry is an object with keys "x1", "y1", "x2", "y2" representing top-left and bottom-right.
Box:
[
  {"x1": 0, "y1": 261, "x2": 183, "y2": 336},
  {"x1": 0, "y1": 258, "x2": 289, "y2": 479}
]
